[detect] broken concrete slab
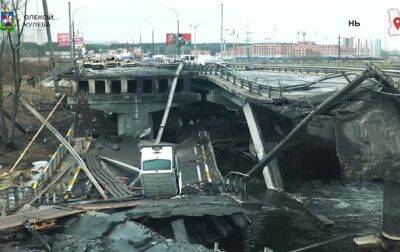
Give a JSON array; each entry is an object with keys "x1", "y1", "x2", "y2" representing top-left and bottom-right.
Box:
[
  {"x1": 123, "y1": 195, "x2": 256, "y2": 220},
  {"x1": 63, "y1": 211, "x2": 115, "y2": 240},
  {"x1": 47, "y1": 211, "x2": 215, "y2": 252}
]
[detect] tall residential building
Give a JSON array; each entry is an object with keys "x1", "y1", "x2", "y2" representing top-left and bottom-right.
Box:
[
  {"x1": 343, "y1": 37, "x2": 354, "y2": 48},
  {"x1": 372, "y1": 39, "x2": 382, "y2": 58}
]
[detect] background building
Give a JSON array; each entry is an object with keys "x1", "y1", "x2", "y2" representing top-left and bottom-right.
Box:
[
  {"x1": 372, "y1": 39, "x2": 382, "y2": 58},
  {"x1": 223, "y1": 41, "x2": 355, "y2": 58},
  {"x1": 222, "y1": 38, "x2": 384, "y2": 59}
]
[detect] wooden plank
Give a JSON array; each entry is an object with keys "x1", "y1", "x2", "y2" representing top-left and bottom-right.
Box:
[
  {"x1": 84, "y1": 155, "x2": 117, "y2": 198},
  {"x1": 70, "y1": 199, "x2": 144, "y2": 211},
  {"x1": 85, "y1": 155, "x2": 131, "y2": 198},
  {"x1": 0, "y1": 206, "x2": 85, "y2": 231},
  {"x1": 99, "y1": 162, "x2": 133, "y2": 195},
  {"x1": 88, "y1": 155, "x2": 122, "y2": 198}
]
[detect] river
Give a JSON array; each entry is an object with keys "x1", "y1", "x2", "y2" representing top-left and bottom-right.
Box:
[{"x1": 242, "y1": 178, "x2": 383, "y2": 251}]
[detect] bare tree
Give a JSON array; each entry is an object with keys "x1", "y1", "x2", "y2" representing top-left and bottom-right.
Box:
[
  {"x1": 0, "y1": 33, "x2": 8, "y2": 152},
  {"x1": 6, "y1": 0, "x2": 28, "y2": 150}
]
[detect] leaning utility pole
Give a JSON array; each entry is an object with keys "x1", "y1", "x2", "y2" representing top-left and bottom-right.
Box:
[
  {"x1": 156, "y1": 63, "x2": 184, "y2": 144},
  {"x1": 177, "y1": 19, "x2": 180, "y2": 58},
  {"x1": 72, "y1": 21, "x2": 76, "y2": 61},
  {"x1": 42, "y1": 0, "x2": 59, "y2": 92},
  {"x1": 151, "y1": 30, "x2": 154, "y2": 56},
  {"x1": 145, "y1": 20, "x2": 155, "y2": 56},
  {"x1": 68, "y1": 2, "x2": 73, "y2": 65},
  {"x1": 220, "y1": 3, "x2": 224, "y2": 59}
]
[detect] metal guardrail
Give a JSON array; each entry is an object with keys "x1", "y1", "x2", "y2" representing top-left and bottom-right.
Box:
[
  {"x1": 153, "y1": 63, "x2": 288, "y2": 96},
  {"x1": 0, "y1": 186, "x2": 33, "y2": 214},
  {"x1": 154, "y1": 62, "x2": 398, "y2": 99},
  {"x1": 226, "y1": 63, "x2": 400, "y2": 75},
  {"x1": 231, "y1": 59, "x2": 400, "y2": 69},
  {"x1": 32, "y1": 123, "x2": 75, "y2": 194},
  {"x1": 186, "y1": 64, "x2": 293, "y2": 96},
  {"x1": 224, "y1": 171, "x2": 249, "y2": 200}
]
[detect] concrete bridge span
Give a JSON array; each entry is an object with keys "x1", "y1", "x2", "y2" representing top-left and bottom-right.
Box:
[
  {"x1": 184, "y1": 63, "x2": 400, "y2": 183},
  {"x1": 62, "y1": 63, "x2": 400, "y2": 189}
]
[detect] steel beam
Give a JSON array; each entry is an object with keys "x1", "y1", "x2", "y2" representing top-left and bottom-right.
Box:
[{"x1": 246, "y1": 69, "x2": 371, "y2": 176}]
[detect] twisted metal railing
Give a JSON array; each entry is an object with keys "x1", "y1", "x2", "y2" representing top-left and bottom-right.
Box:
[
  {"x1": 32, "y1": 123, "x2": 75, "y2": 194},
  {"x1": 223, "y1": 171, "x2": 249, "y2": 200}
]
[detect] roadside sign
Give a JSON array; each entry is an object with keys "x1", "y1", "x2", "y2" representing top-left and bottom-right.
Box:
[
  {"x1": 57, "y1": 33, "x2": 70, "y2": 47},
  {"x1": 166, "y1": 33, "x2": 191, "y2": 47}
]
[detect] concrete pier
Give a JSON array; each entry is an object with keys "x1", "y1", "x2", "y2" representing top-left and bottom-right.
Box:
[
  {"x1": 242, "y1": 102, "x2": 283, "y2": 190},
  {"x1": 66, "y1": 67, "x2": 200, "y2": 137},
  {"x1": 383, "y1": 166, "x2": 400, "y2": 241}
]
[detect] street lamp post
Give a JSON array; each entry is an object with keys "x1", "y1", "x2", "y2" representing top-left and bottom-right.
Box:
[
  {"x1": 72, "y1": 7, "x2": 84, "y2": 61},
  {"x1": 220, "y1": 3, "x2": 224, "y2": 60},
  {"x1": 224, "y1": 25, "x2": 235, "y2": 58},
  {"x1": 166, "y1": 7, "x2": 180, "y2": 59},
  {"x1": 145, "y1": 20, "x2": 155, "y2": 56},
  {"x1": 190, "y1": 22, "x2": 203, "y2": 58},
  {"x1": 68, "y1": 2, "x2": 73, "y2": 65},
  {"x1": 71, "y1": 7, "x2": 84, "y2": 74},
  {"x1": 72, "y1": 20, "x2": 75, "y2": 62}
]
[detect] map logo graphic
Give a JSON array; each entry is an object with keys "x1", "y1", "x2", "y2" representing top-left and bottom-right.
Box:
[
  {"x1": 0, "y1": 0, "x2": 16, "y2": 32},
  {"x1": 388, "y1": 8, "x2": 400, "y2": 37}
]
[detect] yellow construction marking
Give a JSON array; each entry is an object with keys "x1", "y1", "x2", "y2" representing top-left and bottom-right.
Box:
[
  {"x1": 194, "y1": 146, "x2": 202, "y2": 182},
  {"x1": 201, "y1": 145, "x2": 212, "y2": 183},
  {"x1": 67, "y1": 166, "x2": 81, "y2": 192},
  {"x1": 64, "y1": 165, "x2": 81, "y2": 200}
]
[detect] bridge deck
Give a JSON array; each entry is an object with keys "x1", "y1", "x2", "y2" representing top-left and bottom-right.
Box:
[
  {"x1": 87, "y1": 133, "x2": 222, "y2": 188},
  {"x1": 193, "y1": 69, "x2": 379, "y2": 108},
  {"x1": 176, "y1": 132, "x2": 222, "y2": 186}
]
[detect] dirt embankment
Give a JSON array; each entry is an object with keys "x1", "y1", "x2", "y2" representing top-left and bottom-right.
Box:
[{"x1": 0, "y1": 80, "x2": 74, "y2": 187}]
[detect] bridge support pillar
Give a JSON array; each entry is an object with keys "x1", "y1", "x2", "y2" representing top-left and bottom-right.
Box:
[
  {"x1": 117, "y1": 111, "x2": 153, "y2": 137},
  {"x1": 171, "y1": 218, "x2": 189, "y2": 243},
  {"x1": 242, "y1": 102, "x2": 283, "y2": 190}
]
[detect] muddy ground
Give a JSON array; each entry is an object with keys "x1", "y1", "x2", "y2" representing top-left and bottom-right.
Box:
[{"x1": 0, "y1": 81, "x2": 74, "y2": 189}]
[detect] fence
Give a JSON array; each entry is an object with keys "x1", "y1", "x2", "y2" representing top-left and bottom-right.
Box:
[
  {"x1": 0, "y1": 186, "x2": 33, "y2": 215},
  {"x1": 32, "y1": 123, "x2": 75, "y2": 194}
]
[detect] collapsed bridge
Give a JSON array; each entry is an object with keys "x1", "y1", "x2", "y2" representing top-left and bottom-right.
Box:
[
  {"x1": 63, "y1": 62, "x2": 400, "y2": 190},
  {"x1": 1, "y1": 61, "x2": 400, "y2": 251}
]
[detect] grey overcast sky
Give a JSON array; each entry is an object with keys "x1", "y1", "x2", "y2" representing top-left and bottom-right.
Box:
[{"x1": 25, "y1": 0, "x2": 400, "y2": 50}]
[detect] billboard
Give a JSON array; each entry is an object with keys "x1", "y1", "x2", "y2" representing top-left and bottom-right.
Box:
[
  {"x1": 57, "y1": 33, "x2": 84, "y2": 47},
  {"x1": 166, "y1": 33, "x2": 191, "y2": 47},
  {"x1": 57, "y1": 33, "x2": 70, "y2": 47},
  {"x1": 74, "y1": 34, "x2": 84, "y2": 46}
]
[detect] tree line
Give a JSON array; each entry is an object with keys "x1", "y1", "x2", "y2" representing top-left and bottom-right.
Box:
[{"x1": 0, "y1": 0, "x2": 28, "y2": 152}]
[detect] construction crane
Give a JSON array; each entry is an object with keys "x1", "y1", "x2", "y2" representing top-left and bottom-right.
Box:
[{"x1": 297, "y1": 31, "x2": 307, "y2": 42}]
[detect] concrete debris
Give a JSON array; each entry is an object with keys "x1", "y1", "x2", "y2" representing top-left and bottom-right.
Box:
[
  {"x1": 63, "y1": 211, "x2": 116, "y2": 240},
  {"x1": 49, "y1": 211, "x2": 215, "y2": 252},
  {"x1": 123, "y1": 195, "x2": 255, "y2": 219},
  {"x1": 31, "y1": 161, "x2": 48, "y2": 171},
  {"x1": 4, "y1": 60, "x2": 400, "y2": 252}
]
